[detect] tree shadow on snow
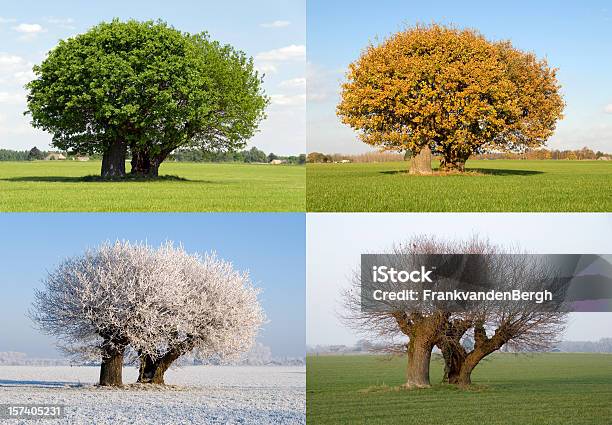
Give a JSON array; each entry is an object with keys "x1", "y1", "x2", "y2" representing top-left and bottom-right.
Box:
[{"x1": 0, "y1": 379, "x2": 85, "y2": 388}]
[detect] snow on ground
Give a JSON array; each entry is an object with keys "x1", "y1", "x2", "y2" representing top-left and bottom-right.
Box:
[{"x1": 0, "y1": 365, "x2": 305, "y2": 424}]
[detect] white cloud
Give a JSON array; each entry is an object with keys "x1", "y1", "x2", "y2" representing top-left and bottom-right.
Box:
[
  {"x1": 604, "y1": 104, "x2": 612, "y2": 114},
  {"x1": 13, "y1": 23, "x2": 45, "y2": 34},
  {"x1": 0, "y1": 91, "x2": 25, "y2": 104},
  {"x1": 0, "y1": 17, "x2": 17, "y2": 24},
  {"x1": 270, "y1": 94, "x2": 306, "y2": 106},
  {"x1": 256, "y1": 44, "x2": 305, "y2": 62},
  {"x1": 255, "y1": 63, "x2": 278, "y2": 74},
  {"x1": 0, "y1": 53, "x2": 25, "y2": 68},
  {"x1": 260, "y1": 20, "x2": 291, "y2": 28},
  {"x1": 279, "y1": 77, "x2": 306, "y2": 88}
]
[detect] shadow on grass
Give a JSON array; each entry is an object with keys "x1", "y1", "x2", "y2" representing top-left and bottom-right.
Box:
[
  {"x1": 0, "y1": 174, "x2": 218, "y2": 183},
  {"x1": 380, "y1": 168, "x2": 544, "y2": 176},
  {"x1": 0, "y1": 378, "x2": 85, "y2": 388}
]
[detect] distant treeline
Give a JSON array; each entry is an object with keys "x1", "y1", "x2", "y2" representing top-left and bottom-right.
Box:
[
  {"x1": 171, "y1": 147, "x2": 306, "y2": 164},
  {"x1": 0, "y1": 146, "x2": 306, "y2": 164},
  {"x1": 307, "y1": 338, "x2": 612, "y2": 355},
  {"x1": 308, "y1": 147, "x2": 612, "y2": 163}
]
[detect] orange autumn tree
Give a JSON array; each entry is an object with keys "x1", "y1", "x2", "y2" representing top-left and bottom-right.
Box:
[{"x1": 337, "y1": 24, "x2": 564, "y2": 173}]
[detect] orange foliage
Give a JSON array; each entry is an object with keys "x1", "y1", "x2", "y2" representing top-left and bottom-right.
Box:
[{"x1": 337, "y1": 24, "x2": 565, "y2": 171}]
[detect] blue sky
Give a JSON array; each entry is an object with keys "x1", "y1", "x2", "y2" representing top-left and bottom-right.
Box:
[
  {"x1": 307, "y1": 0, "x2": 612, "y2": 153},
  {"x1": 0, "y1": 0, "x2": 305, "y2": 155},
  {"x1": 0, "y1": 213, "x2": 305, "y2": 358},
  {"x1": 307, "y1": 213, "x2": 612, "y2": 346}
]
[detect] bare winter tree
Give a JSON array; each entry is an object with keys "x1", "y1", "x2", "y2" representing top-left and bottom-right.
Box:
[
  {"x1": 341, "y1": 236, "x2": 568, "y2": 389},
  {"x1": 342, "y1": 236, "x2": 497, "y2": 388},
  {"x1": 438, "y1": 254, "x2": 568, "y2": 386},
  {"x1": 31, "y1": 241, "x2": 264, "y2": 387}
]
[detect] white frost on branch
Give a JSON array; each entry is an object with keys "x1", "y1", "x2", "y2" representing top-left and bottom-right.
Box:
[{"x1": 31, "y1": 241, "x2": 265, "y2": 364}]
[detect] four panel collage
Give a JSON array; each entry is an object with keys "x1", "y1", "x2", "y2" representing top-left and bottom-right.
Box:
[{"x1": 0, "y1": 1, "x2": 610, "y2": 424}]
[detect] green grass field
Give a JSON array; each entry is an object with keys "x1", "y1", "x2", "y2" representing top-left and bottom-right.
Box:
[
  {"x1": 306, "y1": 160, "x2": 612, "y2": 212},
  {"x1": 0, "y1": 161, "x2": 305, "y2": 211},
  {"x1": 307, "y1": 353, "x2": 612, "y2": 425}
]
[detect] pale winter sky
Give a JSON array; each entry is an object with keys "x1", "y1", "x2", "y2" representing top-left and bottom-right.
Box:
[
  {"x1": 307, "y1": 213, "x2": 612, "y2": 346},
  {"x1": 307, "y1": 0, "x2": 612, "y2": 154},
  {"x1": 0, "y1": 0, "x2": 305, "y2": 155}
]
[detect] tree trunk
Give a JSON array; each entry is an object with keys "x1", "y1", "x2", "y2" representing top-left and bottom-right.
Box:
[
  {"x1": 439, "y1": 151, "x2": 470, "y2": 172},
  {"x1": 409, "y1": 146, "x2": 433, "y2": 175},
  {"x1": 101, "y1": 141, "x2": 126, "y2": 179},
  {"x1": 99, "y1": 347, "x2": 124, "y2": 387},
  {"x1": 405, "y1": 335, "x2": 435, "y2": 388},
  {"x1": 441, "y1": 343, "x2": 466, "y2": 384},
  {"x1": 137, "y1": 352, "x2": 180, "y2": 385},
  {"x1": 130, "y1": 151, "x2": 166, "y2": 177},
  {"x1": 456, "y1": 353, "x2": 483, "y2": 386}
]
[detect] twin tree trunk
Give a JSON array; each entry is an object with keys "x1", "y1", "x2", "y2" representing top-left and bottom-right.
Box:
[
  {"x1": 98, "y1": 345, "x2": 125, "y2": 387},
  {"x1": 408, "y1": 146, "x2": 433, "y2": 175},
  {"x1": 137, "y1": 351, "x2": 181, "y2": 385},
  {"x1": 130, "y1": 150, "x2": 172, "y2": 177},
  {"x1": 405, "y1": 335, "x2": 435, "y2": 388},
  {"x1": 439, "y1": 151, "x2": 471, "y2": 172},
  {"x1": 100, "y1": 141, "x2": 127, "y2": 179}
]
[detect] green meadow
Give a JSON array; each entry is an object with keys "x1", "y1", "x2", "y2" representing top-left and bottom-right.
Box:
[
  {"x1": 307, "y1": 353, "x2": 612, "y2": 425},
  {"x1": 0, "y1": 161, "x2": 305, "y2": 212},
  {"x1": 306, "y1": 160, "x2": 612, "y2": 212}
]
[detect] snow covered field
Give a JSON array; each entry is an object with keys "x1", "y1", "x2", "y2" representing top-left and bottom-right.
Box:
[{"x1": 0, "y1": 365, "x2": 305, "y2": 424}]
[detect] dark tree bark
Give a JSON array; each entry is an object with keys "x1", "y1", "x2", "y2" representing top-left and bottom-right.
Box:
[
  {"x1": 438, "y1": 319, "x2": 471, "y2": 384},
  {"x1": 408, "y1": 145, "x2": 433, "y2": 175},
  {"x1": 439, "y1": 150, "x2": 471, "y2": 172},
  {"x1": 98, "y1": 346, "x2": 125, "y2": 386},
  {"x1": 137, "y1": 351, "x2": 182, "y2": 385},
  {"x1": 130, "y1": 149, "x2": 170, "y2": 177},
  {"x1": 101, "y1": 141, "x2": 127, "y2": 179}
]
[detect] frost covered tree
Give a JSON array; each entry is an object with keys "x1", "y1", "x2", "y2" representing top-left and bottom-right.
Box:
[
  {"x1": 31, "y1": 241, "x2": 264, "y2": 386},
  {"x1": 134, "y1": 245, "x2": 265, "y2": 384}
]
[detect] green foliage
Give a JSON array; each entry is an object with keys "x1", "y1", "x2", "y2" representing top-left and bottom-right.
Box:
[
  {"x1": 26, "y1": 19, "x2": 269, "y2": 167},
  {"x1": 307, "y1": 354, "x2": 612, "y2": 425},
  {"x1": 0, "y1": 161, "x2": 305, "y2": 211},
  {"x1": 28, "y1": 147, "x2": 45, "y2": 160},
  {"x1": 307, "y1": 160, "x2": 612, "y2": 211}
]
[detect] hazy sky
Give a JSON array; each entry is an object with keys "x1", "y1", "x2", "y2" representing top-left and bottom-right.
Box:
[
  {"x1": 307, "y1": 0, "x2": 612, "y2": 154},
  {"x1": 307, "y1": 213, "x2": 612, "y2": 346},
  {"x1": 0, "y1": 0, "x2": 305, "y2": 155},
  {"x1": 0, "y1": 213, "x2": 305, "y2": 358}
]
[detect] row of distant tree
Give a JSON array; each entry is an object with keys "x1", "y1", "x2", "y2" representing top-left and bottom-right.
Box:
[
  {"x1": 171, "y1": 147, "x2": 306, "y2": 164},
  {"x1": 307, "y1": 337, "x2": 612, "y2": 355},
  {"x1": 307, "y1": 147, "x2": 611, "y2": 163},
  {"x1": 0, "y1": 146, "x2": 306, "y2": 164}
]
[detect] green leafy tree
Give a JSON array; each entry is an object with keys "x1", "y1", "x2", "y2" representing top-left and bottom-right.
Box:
[
  {"x1": 28, "y1": 147, "x2": 45, "y2": 160},
  {"x1": 26, "y1": 19, "x2": 269, "y2": 178}
]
